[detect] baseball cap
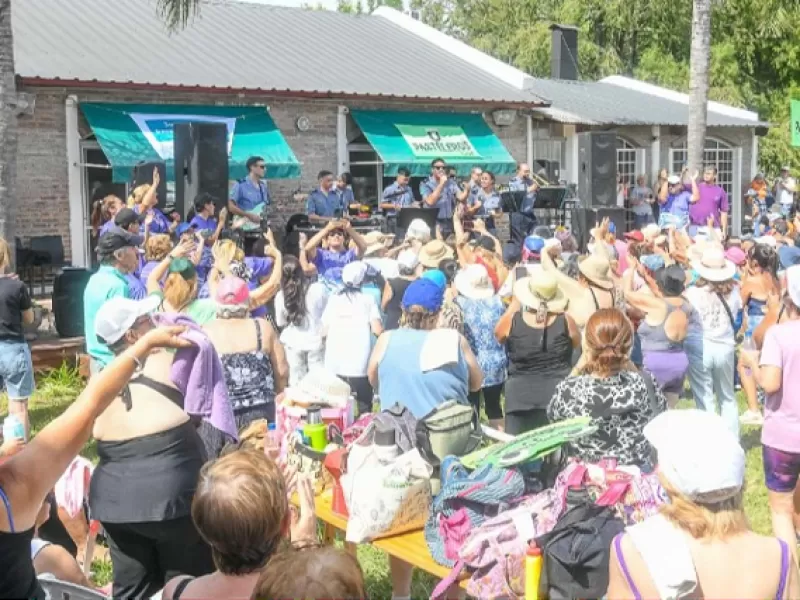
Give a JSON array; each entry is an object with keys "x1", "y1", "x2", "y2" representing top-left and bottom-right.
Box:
[
  {"x1": 645, "y1": 409, "x2": 744, "y2": 503},
  {"x1": 94, "y1": 295, "x2": 160, "y2": 345},
  {"x1": 502, "y1": 242, "x2": 521, "y2": 265},
  {"x1": 421, "y1": 269, "x2": 446, "y2": 289},
  {"x1": 724, "y1": 246, "x2": 747, "y2": 266},
  {"x1": 342, "y1": 261, "x2": 368, "y2": 288},
  {"x1": 97, "y1": 228, "x2": 143, "y2": 258},
  {"x1": 523, "y1": 235, "x2": 545, "y2": 254},
  {"x1": 176, "y1": 223, "x2": 196, "y2": 236},
  {"x1": 401, "y1": 278, "x2": 444, "y2": 312},
  {"x1": 624, "y1": 230, "x2": 644, "y2": 242},
  {"x1": 667, "y1": 174, "x2": 681, "y2": 185},
  {"x1": 397, "y1": 249, "x2": 419, "y2": 272},
  {"x1": 216, "y1": 276, "x2": 250, "y2": 306},
  {"x1": 114, "y1": 207, "x2": 144, "y2": 229},
  {"x1": 606, "y1": 221, "x2": 617, "y2": 235}
]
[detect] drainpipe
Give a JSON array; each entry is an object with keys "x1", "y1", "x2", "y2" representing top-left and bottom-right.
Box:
[
  {"x1": 526, "y1": 114, "x2": 533, "y2": 168},
  {"x1": 65, "y1": 95, "x2": 87, "y2": 268}
]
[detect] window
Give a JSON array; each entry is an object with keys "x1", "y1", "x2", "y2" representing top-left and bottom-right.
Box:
[
  {"x1": 616, "y1": 138, "x2": 637, "y2": 186},
  {"x1": 670, "y1": 138, "x2": 734, "y2": 197}
]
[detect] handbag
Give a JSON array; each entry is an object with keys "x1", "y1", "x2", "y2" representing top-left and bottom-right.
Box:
[
  {"x1": 285, "y1": 432, "x2": 332, "y2": 495},
  {"x1": 416, "y1": 400, "x2": 482, "y2": 468},
  {"x1": 552, "y1": 458, "x2": 667, "y2": 526}
]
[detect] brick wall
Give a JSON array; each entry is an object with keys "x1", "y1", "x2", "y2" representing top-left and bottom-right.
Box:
[{"x1": 14, "y1": 85, "x2": 530, "y2": 263}]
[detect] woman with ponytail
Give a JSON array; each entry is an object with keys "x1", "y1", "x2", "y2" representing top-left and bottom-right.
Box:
[
  {"x1": 90, "y1": 195, "x2": 125, "y2": 237},
  {"x1": 548, "y1": 308, "x2": 666, "y2": 468},
  {"x1": 274, "y1": 256, "x2": 327, "y2": 386},
  {"x1": 739, "y1": 242, "x2": 781, "y2": 425}
]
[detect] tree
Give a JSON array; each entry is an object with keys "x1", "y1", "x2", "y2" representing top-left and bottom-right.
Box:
[
  {"x1": 156, "y1": 0, "x2": 201, "y2": 30},
  {"x1": 687, "y1": 0, "x2": 712, "y2": 172},
  {"x1": 367, "y1": 0, "x2": 404, "y2": 11},
  {"x1": 0, "y1": 0, "x2": 18, "y2": 255}
]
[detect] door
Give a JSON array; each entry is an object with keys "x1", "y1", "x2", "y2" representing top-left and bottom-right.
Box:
[{"x1": 81, "y1": 143, "x2": 127, "y2": 267}]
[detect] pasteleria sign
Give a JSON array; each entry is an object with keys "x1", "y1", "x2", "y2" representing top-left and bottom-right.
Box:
[{"x1": 395, "y1": 124, "x2": 481, "y2": 159}]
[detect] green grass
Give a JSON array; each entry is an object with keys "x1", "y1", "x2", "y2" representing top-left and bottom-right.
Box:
[{"x1": 0, "y1": 366, "x2": 773, "y2": 596}]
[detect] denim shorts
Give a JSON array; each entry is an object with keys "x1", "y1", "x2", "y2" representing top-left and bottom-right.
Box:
[{"x1": 0, "y1": 339, "x2": 35, "y2": 399}]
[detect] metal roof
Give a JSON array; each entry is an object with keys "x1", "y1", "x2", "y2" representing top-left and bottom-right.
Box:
[
  {"x1": 528, "y1": 78, "x2": 768, "y2": 128},
  {"x1": 12, "y1": 0, "x2": 546, "y2": 106}
]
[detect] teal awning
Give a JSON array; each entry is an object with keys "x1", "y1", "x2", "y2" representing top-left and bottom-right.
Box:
[
  {"x1": 80, "y1": 103, "x2": 301, "y2": 181},
  {"x1": 350, "y1": 110, "x2": 516, "y2": 177}
]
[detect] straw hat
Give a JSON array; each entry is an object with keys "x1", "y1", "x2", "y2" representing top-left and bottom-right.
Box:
[
  {"x1": 418, "y1": 240, "x2": 454, "y2": 268},
  {"x1": 285, "y1": 368, "x2": 352, "y2": 408},
  {"x1": 578, "y1": 255, "x2": 613, "y2": 290},
  {"x1": 513, "y1": 267, "x2": 568, "y2": 313},
  {"x1": 363, "y1": 231, "x2": 394, "y2": 256},
  {"x1": 691, "y1": 246, "x2": 736, "y2": 282},
  {"x1": 454, "y1": 264, "x2": 494, "y2": 300}
]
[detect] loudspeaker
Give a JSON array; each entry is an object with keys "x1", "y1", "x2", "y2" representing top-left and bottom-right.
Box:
[
  {"x1": 52, "y1": 268, "x2": 93, "y2": 339},
  {"x1": 132, "y1": 161, "x2": 167, "y2": 209},
  {"x1": 578, "y1": 131, "x2": 617, "y2": 207},
  {"x1": 173, "y1": 122, "x2": 230, "y2": 218},
  {"x1": 570, "y1": 207, "x2": 626, "y2": 252}
]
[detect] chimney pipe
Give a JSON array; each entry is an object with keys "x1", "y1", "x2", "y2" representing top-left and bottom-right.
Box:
[{"x1": 550, "y1": 24, "x2": 579, "y2": 80}]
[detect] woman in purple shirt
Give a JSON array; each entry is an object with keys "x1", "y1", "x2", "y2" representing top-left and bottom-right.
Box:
[
  {"x1": 129, "y1": 168, "x2": 178, "y2": 236},
  {"x1": 188, "y1": 194, "x2": 226, "y2": 284},
  {"x1": 300, "y1": 219, "x2": 367, "y2": 283}
]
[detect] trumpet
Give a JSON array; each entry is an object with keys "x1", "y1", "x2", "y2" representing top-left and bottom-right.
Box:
[{"x1": 531, "y1": 171, "x2": 551, "y2": 187}]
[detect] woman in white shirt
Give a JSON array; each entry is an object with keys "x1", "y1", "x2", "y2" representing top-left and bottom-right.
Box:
[
  {"x1": 322, "y1": 261, "x2": 383, "y2": 415},
  {"x1": 685, "y1": 247, "x2": 741, "y2": 436},
  {"x1": 274, "y1": 256, "x2": 328, "y2": 387}
]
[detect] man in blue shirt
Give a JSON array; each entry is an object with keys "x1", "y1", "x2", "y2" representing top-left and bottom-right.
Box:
[
  {"x1": 306, "y1": 170, "x2": 343, "y2": 223},
  {"x1": 658, "y1": 174, "x2": 695, "y2": 229},
  {"x1": 420, "y1": 158, "x2": 469, "y2": 236},
  {"x1": 229, "y1": 155, "x2": 271, "y2": 227},
  {"x1": 83, "y1": 229, "x2": 141, "y2": 372},
  {"x1": 509, "y1": 163, "x2": 540, "y2": 214},
  {"x1": 380, "y1": 168, "x2": 415, "y2": 217}
]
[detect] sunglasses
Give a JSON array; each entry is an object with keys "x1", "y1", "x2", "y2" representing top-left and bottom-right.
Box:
[
  {"x1": 256, "y1": 164, "x2": 266, "y2": 170},
  {"x1": 433, "y1": 165, "x2": 445, "y2": 171}
]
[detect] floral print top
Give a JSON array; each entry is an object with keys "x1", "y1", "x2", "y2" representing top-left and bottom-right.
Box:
[
  {"x1": 456, "y1": 296, "x2": 508, "y2": 387},
  {"x1": 220, "y1": 319, "x2": 275, "y2": 411}
]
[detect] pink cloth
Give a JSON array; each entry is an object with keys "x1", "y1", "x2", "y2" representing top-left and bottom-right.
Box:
[
  {"x1": 761, "y1": 320, "x2": 800, "y2": 453},
  {"x1": 614, "y1": 239, "x2": 629, "y2": 276},
  {"x1": 54, "y1": 456, "x2": 93, "y2": 518}
]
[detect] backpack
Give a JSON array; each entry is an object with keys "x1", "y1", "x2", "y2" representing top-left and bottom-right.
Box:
[
  {"x1": 424, "y1": 458, "x2": 526, "y2": 568},
  {"x1": 535, "y1": 502, "x2": 625, "y2": 599},
  {"x1": 431, "y1": 489, "x2": 559, "y2": 600}
]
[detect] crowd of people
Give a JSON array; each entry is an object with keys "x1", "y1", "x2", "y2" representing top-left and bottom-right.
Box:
[{"x1": 1, "y1": 155, "x2": 800, "y2": 599}]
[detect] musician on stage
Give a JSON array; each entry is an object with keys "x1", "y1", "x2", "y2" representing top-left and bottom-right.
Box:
[
  {"x1": 509, "y1": 162, "x2": 540, "y2": 214},
  {"x1": 380, "y1": 168, "x2": 416, "y2": 237},
  {"x1": 466, "y1": 166, "x2": 483, "y2": 208},
  {"x1": 228, "y1": 156, "x2": 271, "y2": 226},
  {"x1": 471, "y1": 171, "x2": 501, "y2": 233},
  {"x1": 306, "y1": 170, "x2": 344, "y2": 224},
  {"x1": 420, "y1": 158, "x2": 469, "y2": 236}
]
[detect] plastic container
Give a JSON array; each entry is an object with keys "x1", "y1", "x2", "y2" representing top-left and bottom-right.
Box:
[
  {"x1": 3, "y1": 415, "x2": 24, "y2": 441},
  {"x1": 524, "y1": 544, "x2": 543, "y2": 600},
  {"x1": 303, "y1": 422, "x2": 328, "y2": 451}
]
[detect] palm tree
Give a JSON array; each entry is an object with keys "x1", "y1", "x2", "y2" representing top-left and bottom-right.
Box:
[
  {"x1": 157, "y1": 0, "x2": 202, "y2": 30},
  {"x1": 0, "y1": 0, "x2": 18, "y2": 252},
  {"x1": 687, "y1": 0, "x2": 712, "y2": 171}
]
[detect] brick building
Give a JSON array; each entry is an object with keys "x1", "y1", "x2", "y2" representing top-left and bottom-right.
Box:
[{"x1": 11, "y1": 0, "x2": 766, "y2": 267}]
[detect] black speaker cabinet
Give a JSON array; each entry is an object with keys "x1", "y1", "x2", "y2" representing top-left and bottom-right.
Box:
[
  {"x1": 132, "y1": 161, "x2": 167, "y2": 209},
  {"x1": 53, "y1": 268, "x2": 93, "y2": 339},
  {"x1": 578, "y1": 131, "x2": 617, "y2": 208},
  {"x1": 571, "y1": 207, "x2": 627, "y2": 252},
  {"x1": 173, "y1": 122, "x2": 230, "y2": 218}
]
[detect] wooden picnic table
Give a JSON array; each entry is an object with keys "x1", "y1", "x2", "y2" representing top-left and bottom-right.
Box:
[{"x1": 310, "y1": 490, "x2": 469, "y2": 589}]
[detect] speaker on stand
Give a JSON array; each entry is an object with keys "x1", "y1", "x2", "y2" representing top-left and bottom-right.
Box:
[
  {"x1": 578, "y1": 131, "x2": 617, "y2": 208},
  {"x1": 173, "y1": 122, "x2": 230, "y2": 219},
  {"x1": 52, "y1": 268, "x2": 93, "y2": 338}
]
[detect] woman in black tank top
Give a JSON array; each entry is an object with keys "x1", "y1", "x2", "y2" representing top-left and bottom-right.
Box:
[
  {"x1": 382, "y1": 255, "x2": 418, "y2": 331},
  {"x1": 0, "y1": 325, "x2": 188, "y2": 599}
]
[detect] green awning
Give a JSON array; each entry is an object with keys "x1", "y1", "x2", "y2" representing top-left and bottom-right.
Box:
[
  {"x1": 80, "y1": 103, "x2": 300, "y2": 181},
  {"x1": 350, "y1": 110, "x2": 516, "y2": 177}
]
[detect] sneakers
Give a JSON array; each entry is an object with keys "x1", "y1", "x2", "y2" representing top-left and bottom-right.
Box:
[{"x1": 740, "y1": 409, "x2": 764, "y2": 426}]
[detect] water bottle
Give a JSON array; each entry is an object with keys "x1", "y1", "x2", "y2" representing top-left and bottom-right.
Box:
[
  {"x1": 742, "y1": 334, "x2": 757, "y2": 376},
  {"x1": 3, "y1": 415, "x2": 25, "y2": 441},
  {"x1": 264, "y1": 422, "x2": 281, "y2": 461}
]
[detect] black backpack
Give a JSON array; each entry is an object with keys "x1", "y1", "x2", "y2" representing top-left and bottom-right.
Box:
[{"x1": 535, "y1": 502, "x2": 625, "y2": 599}]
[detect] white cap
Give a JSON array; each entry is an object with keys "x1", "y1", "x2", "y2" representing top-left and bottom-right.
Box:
[
  {"x1": 94, "y1": 295, "x2": 160, "y2": 345},
  {"x1": 341, "y1": 261, "x2": 368, "y2": 287},
  {"x1": 754, "y1": 235, "x2": 778, "y2": 248},
  {"x1": 667, "y1": 174, "x2": 681, "y2": 185},
  {"x1": 644, "y1": 409, "x2": 744, "y2": 503},
  {"x1": 397, "y1": 249, "x2": 419, "y2": 272},
  {"x1": 543, "y1": 238, "x2": 561, "y2": 250},
  {"x1": 787, "y1": 265, "x2": 800, "y2": 309}
]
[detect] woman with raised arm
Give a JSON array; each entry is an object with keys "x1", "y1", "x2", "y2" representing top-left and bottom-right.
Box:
[{"x1": 0, "y1": 323, "x2": 191, "y2": 599}]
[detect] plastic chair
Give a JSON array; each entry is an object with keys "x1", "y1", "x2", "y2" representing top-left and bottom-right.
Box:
[
  {"x1": 38, "y1": 575, "x2": 107, "y2": 600},
  {"x1": 28, "y1": 235, "x2": 66, "y2": 296}
]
